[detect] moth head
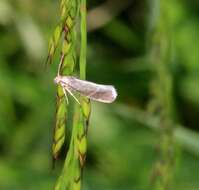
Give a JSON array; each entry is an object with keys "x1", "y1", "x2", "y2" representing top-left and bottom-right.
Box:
[{"x1": 54, "y1": 76, "x2": 62, "y2": 84}]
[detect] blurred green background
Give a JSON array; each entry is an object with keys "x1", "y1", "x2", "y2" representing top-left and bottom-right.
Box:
[{"x1": 0, "y1": 0, "x2": 199, "y2": 189}]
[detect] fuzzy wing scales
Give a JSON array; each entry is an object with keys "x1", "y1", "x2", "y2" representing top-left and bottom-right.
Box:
[{"x1": 66, "y1": 77, "x2": 117, "y2": 103}]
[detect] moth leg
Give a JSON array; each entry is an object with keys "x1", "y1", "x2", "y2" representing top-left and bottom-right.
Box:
[
  {"x1": 65, "y1": 88, "x2": 80, "y2": 105},
  {"x1": 62, "y1": 86, "x2": 69, "y2": 104}
]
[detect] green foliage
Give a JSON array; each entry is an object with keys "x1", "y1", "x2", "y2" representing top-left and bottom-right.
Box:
[
  {"x1": 0, "y1": 0, "x2": 199, "y2": 190},
  {"x1": 46, "y1": 0, "x2": 91, "y2": 189}
]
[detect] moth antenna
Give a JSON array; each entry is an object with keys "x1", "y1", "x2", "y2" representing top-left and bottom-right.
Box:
[
  {"x1": 57, "y1": 54, "x2": 65, "y2": 76},
  {"x1": 65, "y1": 88, "x2": 80, "y2": 105}
]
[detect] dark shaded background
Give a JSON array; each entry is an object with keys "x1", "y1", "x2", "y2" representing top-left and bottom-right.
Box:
[{"x1": 0, "y1": 0, "x2": 199, "y2": 189}]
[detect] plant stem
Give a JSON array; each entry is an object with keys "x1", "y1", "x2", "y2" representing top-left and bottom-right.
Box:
[
  {"x1": 149, "y1": 0, "x2": 176, "y2": 189},
  {"x1": 80, "y1": 0, "x2": 87, "y2": 80}
]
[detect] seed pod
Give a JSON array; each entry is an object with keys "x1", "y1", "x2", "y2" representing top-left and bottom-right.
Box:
[
  {"x1": 52, "y1": 85, "x2": 67, "y2": 160},
  {"x1": 46, "y1": 24, "x2": 63, "y2": 66},
  {"x1": 52, "y1": 2, "x2": 77, "y2": 161}
]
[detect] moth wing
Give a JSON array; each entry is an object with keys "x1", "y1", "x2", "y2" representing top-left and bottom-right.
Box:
[{"x1": 67, "y1": 77, "x2": 117, "y2": 103}]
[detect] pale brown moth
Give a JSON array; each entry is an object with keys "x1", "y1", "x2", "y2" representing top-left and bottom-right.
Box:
[{"x1": 54, "y1": 75, "x2": 117, "y2": 104}]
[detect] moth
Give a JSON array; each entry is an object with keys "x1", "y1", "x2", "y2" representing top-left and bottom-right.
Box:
[{"x1": 54, "y1": 75, "x2": 117, "y2": 104}]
